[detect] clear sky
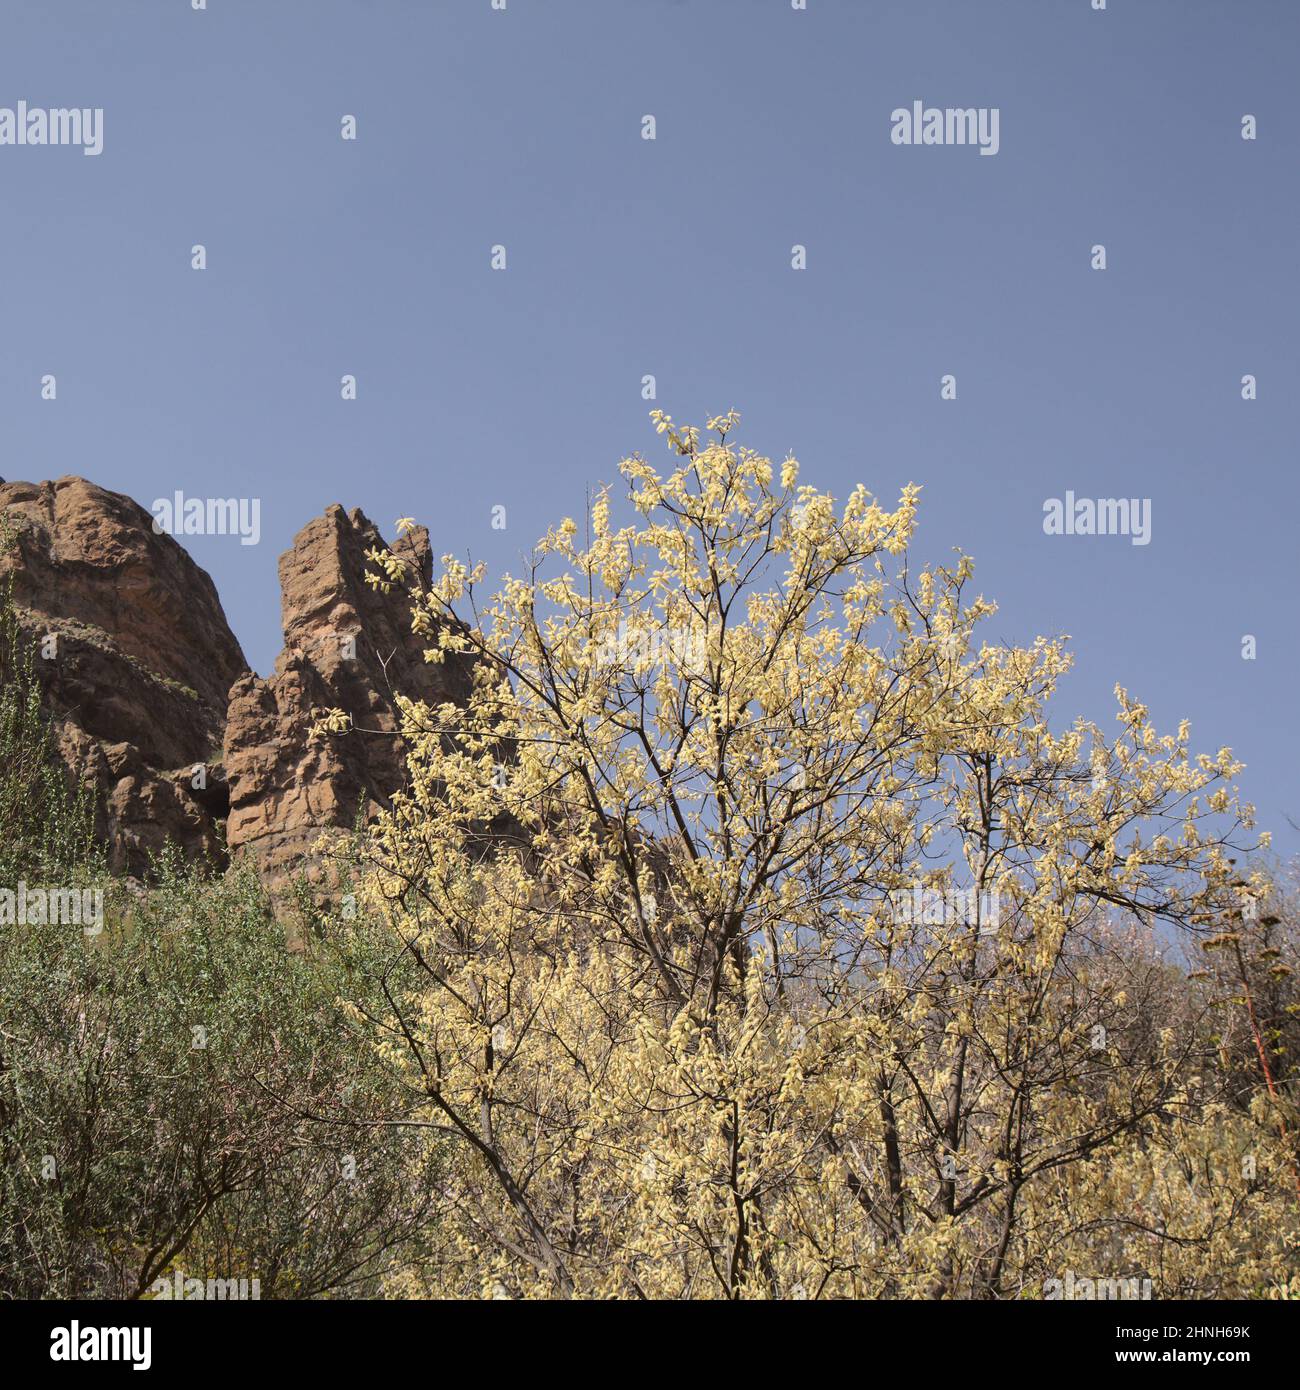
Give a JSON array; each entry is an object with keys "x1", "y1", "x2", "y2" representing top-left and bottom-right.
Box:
[{"x1": 2, "y1": 0, "x2": 1296, "y2": 852}]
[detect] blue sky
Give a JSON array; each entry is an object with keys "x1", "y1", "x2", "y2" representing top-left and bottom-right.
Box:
[{"x1": 2, "y1": 0, "x2": 1296, "y2": 851}]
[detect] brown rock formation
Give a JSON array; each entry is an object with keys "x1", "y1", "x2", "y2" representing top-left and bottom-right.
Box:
[
  {"x1": 1, "y1": 478, "x2": 486, "y2": 899},
  {"x1": 223, "y1": 505, "x2": 475, "y2": 900},
  {"x1": 0, "y1": 477, "x2": 249, "y2": 875}
]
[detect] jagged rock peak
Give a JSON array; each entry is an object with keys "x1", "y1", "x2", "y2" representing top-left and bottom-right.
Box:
[{"x1": 223, "y1": 504, "x2": 472, "y2": 900}]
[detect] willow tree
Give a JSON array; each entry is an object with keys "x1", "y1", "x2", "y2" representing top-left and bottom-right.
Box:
[{"x1": 340, "y1": 412, "x2": 1290, "y2": 1299}]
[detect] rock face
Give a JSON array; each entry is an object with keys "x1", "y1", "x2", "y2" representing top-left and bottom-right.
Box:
[
  {"x1": 223, "y1": 505, "x2": 476, "y2": 900},
  {"x1": 1, "y1": 479, "x2": 472, "y2": 897},
  {"x1": 0, "y1": 477, "x2": 249, "y2": 876}
]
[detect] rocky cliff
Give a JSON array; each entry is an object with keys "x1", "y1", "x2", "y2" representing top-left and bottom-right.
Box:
[
  {"x1": 224, "y1": 505, "x2": 475, "y2": 899},
  {"x1": 0, "y1": 477, "x2": 248, "y2": 876},
  {"x1": 0, "y1": 477, "x2": 465, "y2": 894}
]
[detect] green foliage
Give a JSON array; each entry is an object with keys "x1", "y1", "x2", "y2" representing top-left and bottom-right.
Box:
[
  {"x1": 0, "y1": 857, "x2": 442, "y2": 1299},
  {"x1": 0, "y1": 571, "x2": 101, "y2": 883}
]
